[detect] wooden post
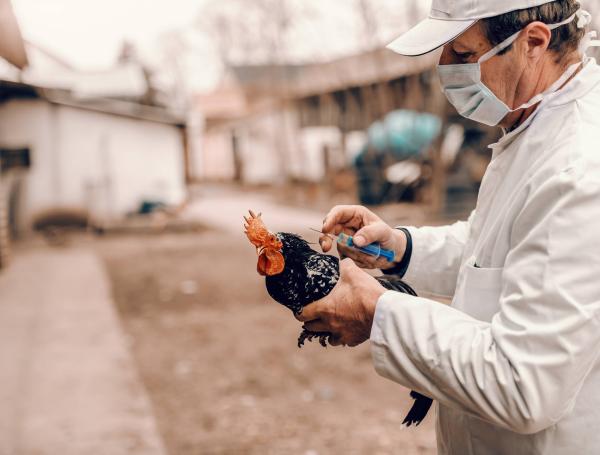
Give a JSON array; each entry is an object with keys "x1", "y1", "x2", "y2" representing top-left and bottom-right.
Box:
[
  {"x1": 360, "y1": 85, "x2": 375, "y2": 125},
  {"x1": 345, "y1": 88, "x2": 362, "y2": 131},
  {"x1": 427, "y1": 71, "x2": 451, "y2": 216},
  {"x1": 429, "y1": 135, "x2": 447, "y2": 214},
  {"x1": 376, "y1": 81, "x2": 393, "y2": 118},
  {"x1": 179, "y1": 125, "x2": 192, "y2": 185},
  {"x1": 0, "y1": 174, "x2": 10, "y2": 270}
]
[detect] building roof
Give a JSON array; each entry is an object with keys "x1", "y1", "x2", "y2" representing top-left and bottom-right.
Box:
[
  {"x1": 68, "y1": 63, "x2": 148, "y2": 100},
  {"x1": 12, "y1": 42, "x2": 150, "y2": 100},
  {"x1": 0, "y1": 0, "x2": 28, "y2": 69},
  {"x1": 44, "y1": 91, "x2": 185, "y2": 126},
  {"x1": 196, "y1": 47, "x2": 440, "y2": 122},
  {"x1": 291, "y1": 48, "x2": 439, "y2": 98},
  {"x1": 195, "y1": 86, "x2": 248, "y2": 121},
  {"x1": 230, "y1": 64, "x2": 304, "y2": 91},
  {"x1": 0, "y1": 79, "x2": 185, "y2": 126},
  {"x1": 226, "y1": 48, "x2": 439, "y2": 99}
]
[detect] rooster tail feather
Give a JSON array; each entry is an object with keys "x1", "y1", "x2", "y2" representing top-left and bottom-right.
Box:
[{"x1": 402, "y1": 391, "x2": 434, "y2": 427}]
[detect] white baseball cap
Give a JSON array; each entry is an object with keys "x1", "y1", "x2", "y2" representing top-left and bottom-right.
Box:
[{"x1": 387, "y1": 0, "x2": 558, "y2": 56}]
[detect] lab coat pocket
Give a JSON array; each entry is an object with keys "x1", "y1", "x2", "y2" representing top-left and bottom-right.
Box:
[{"x1": 458, "y1": 264, "x2": 504, "y2": 322}]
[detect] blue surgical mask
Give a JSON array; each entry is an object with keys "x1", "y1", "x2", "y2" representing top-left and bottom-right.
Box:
[{"x1": 437, "y1": 12, "x2": 583, "y2": 126}]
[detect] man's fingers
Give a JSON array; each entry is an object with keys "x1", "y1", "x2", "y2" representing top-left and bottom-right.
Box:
[
  {"x1": 322, "y1": 205, "x2": 373, "y2": 234},
  {"x1": 353, "y1": 260, "x2": 372, "y2": 269},
  {"x1": 322, "y1": 205, "x2": 356, "y2": 232},
  {"x1": 295, "y1": 302, "x2": 323, "y2": 322},
  {"x1": 337, "y1": 244, "x2": 378, "y2": 269},
  {"x1": 328, "y1": 335, "x2": 343, "y2": 347},
  {"x1": 354, "y1": 222, "x2": 391, "y2": 248},
  {"x1": 319, "y1": 234, "x2": 333, "y2": 253},
  {"x1": 303, "y1": 321, "x2": 330, "y2": 333}
]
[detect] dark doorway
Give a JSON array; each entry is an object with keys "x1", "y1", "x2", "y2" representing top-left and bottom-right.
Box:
[{"x1": 0, "y1": 147, "x2": 31, "y2": 172}]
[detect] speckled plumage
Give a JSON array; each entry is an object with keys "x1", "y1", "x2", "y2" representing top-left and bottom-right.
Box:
[
  {"x1": 265, "y1": 233, "x2": 339, "y2": 315},
  {"x1": 265, "y1": 233, "x2": 418, "y2": 317}
]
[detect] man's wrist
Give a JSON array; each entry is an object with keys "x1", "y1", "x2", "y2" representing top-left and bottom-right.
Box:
[{"x1": 382, "y1": 228, "x2": 413, "y2": 277}]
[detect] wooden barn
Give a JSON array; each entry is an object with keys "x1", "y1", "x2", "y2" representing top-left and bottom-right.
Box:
[{"x1": 192, "y1": 49, "x2": 445, "y2": 184}]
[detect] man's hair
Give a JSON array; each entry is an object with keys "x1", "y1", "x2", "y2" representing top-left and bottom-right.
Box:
[{"x1": 481, "y1": 0, "x2": 584, "y2": 62}]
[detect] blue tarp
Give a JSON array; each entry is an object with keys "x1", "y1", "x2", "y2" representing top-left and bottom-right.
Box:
[
  {"x1": 354, "y1": 110, "x2": 443, "y2": 205},
  {"x1": 365, "y1": 110, "x2": 442, "y2": 160}
]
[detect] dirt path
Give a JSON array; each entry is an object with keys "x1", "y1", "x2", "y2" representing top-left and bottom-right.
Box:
[
  {"x1": 0, "y1": 248, "x2": 166, "y2": 455},
  {"x1": 182, "y1": 191, "x2": 327, "y2": 235},
  {"x1": 97, "y1": 230, "x2": 437, "y2": 455}
]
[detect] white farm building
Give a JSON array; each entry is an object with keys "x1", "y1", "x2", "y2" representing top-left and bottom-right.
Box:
[{"x1": 0, "y1": 83, "x2": 188, "y2": 233}]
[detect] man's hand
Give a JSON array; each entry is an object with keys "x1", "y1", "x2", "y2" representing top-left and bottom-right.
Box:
[
  {"x1": 320, "y1": 205, "x2": 407, "y2": 270},
  {"x1": 296, "y1": 259, "x2": 387, "y2": 347}
]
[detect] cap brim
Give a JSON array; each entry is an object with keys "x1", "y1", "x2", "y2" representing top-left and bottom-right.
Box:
[{"x1": 387, "y1": 17, "x2": 476, "y2": 57}]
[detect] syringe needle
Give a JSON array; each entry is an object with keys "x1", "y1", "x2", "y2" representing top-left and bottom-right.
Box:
[{"x1": 309, "y1": 228, "x2": 336, "y2": 240}]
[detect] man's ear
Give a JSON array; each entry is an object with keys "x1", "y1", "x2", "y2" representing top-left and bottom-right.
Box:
[{"x1": 521, "y1": 21, "x2": 552, "y2": 60}]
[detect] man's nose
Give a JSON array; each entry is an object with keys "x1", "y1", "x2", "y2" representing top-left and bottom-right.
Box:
[{"x1": 439, "y1": 45, "x2": 456, "y2": 65}]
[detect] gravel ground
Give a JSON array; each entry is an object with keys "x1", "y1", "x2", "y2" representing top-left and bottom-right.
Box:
[{"x1": 95, "y1": 230, "x2": 437, "y2": 455}]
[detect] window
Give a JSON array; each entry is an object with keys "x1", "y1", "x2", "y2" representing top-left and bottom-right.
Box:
[{"x1": 0, "y1": 148, "x2": 30, "y2": 173}]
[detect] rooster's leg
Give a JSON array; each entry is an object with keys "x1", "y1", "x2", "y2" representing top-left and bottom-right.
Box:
[
  {"x1": 318, "y1": 334, "x2": 328, "y2": 348},
  {"x1": 297, "y1": 329, "x2": 310, "y2": 348},
  {"x1": 297, "y1": 328, "x2": 331, "y2": 348}
]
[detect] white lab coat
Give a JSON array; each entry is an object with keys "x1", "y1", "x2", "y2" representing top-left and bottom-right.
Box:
[{"x1": 371, "y1": 58, "x2": 600, "y2": 454}]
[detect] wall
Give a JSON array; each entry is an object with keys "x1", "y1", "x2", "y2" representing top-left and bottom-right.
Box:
[
  {"x1": 0, "y1": 173, "x2": 9, "y2": 269},
  {"x1": 293, "y1": 127, "x2": 343, "y2": 182},
  {"x1": 200, "y1": 127, "x2": 236, "y2": 181},
  {"x1": 0, "y1": 100, "x2": 56, "y2": 229},
  {"x1": 0, "y1": 99, "x2": 186, "y2": 228},
  {"x1": 236, "y1": 109, "x2": 291, "y2": 184},
  {"x1": 200, "y1": 107, "x2": 307, "y2": 184}
]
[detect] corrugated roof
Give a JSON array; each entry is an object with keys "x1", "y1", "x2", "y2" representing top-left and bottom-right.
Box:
[
  {"x1": 0, "y1": 80, "x2": 184, "y2": 126},
  {"x1": 228, "y1": 48, "x2": 440, "y2": 99},
  {"x1": 292, "y1": 48, "x2": 440, "y2": 98},
  {"x1": 44, "y1": 90, "x2": 185, "y2": 126}
]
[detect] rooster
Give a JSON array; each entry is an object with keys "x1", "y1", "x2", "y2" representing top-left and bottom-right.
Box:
[{"x1": 244, "y1": 209, "x2": 433, "y2": 427}]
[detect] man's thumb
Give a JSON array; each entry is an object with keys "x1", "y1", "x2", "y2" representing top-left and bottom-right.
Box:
[{"x1": 353, "y1": 223, "x2": 388, "y2": 247}]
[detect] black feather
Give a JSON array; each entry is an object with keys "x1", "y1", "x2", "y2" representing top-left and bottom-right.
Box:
[
  {"x1": 265, "y1": 233, "x2": 340, "y2": 315},
  {"x1": 402, "y1": 391, "x2": 434, "y2": 427}
]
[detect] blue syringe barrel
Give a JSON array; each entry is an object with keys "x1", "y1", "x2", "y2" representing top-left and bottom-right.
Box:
[{"x1": 337, "y1": 233, "x2": 396, "y2": 263}]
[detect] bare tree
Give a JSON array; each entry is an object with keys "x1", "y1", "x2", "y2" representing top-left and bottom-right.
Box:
[
  {"x1": 355, "y1": 0, "x2": 426, "y2": 121},
  {"x1": 198, "y1": 0, "x2": 306, "y2": 67},
  {"x1": 357, "y1": 0, "x2": 381, "y2": 48},
  {"x1": 160, "y1": 31, "x2": 191, "y2": 111},
  {"x1": 198, "y1": 0, "x2": 309, "y2": 181}
]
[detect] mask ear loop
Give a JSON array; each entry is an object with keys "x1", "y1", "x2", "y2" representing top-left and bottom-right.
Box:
[
  {"x1": 478, "y1": 30, "x2": 521, "y2": 64},
  {"x1": 478, "y1": 12, "x2": 580, "y2": 65},
  {"x1": 577, "y1": 10, "x2": 600, "y2": 55},
  {"x1": 577, "y1": 10, "x2": 592, "y2": 29}
]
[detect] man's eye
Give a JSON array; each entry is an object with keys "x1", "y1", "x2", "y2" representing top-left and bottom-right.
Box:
[{"x1": 455, "y1": 51, "x2": 475, "y2": 61}]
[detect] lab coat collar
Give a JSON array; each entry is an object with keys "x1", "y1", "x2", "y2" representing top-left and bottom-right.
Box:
[{"x1": 489, "y1": 58, "x2": 600, "y2": 159}]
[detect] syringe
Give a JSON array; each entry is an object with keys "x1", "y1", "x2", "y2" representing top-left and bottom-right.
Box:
[{"x1": 311, "y1": 229, "x2": 396, "y2": 263}]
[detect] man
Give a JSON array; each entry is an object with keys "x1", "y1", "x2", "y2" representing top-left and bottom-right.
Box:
[{"x1": 297, "y1": 1, "x2": 600, "y2": 453}]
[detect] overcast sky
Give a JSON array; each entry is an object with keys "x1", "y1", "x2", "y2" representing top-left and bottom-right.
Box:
[
  {"x1": 10, "y1": 0, "x2": 600, "y2": 93},
  {"x1": 11, "y1": 0, "x2": 431, "y2": 92},
  {"x1": 12, "y1": 0, "x2": 207, "y2": 67}
]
